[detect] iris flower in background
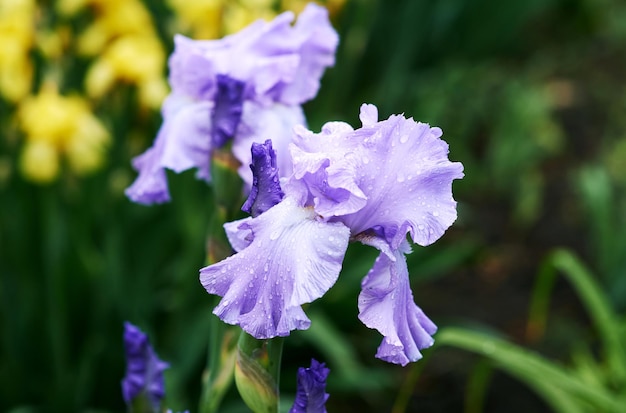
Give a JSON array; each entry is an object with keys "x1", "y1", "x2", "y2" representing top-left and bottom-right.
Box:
[
  {"x1": 125, "y1": 3, "x2": 338, "y2": 204},
  {"x1": 122, "y1": 322, "x2": 170, "y2": 413},
  {"x1": 289, "y1": 359, "x2": 330, "y2": 413},
  {"x1": 200, "y1": 104, "x2": 464, "y2": 365},
  {"x1": 17, "y1": 84, "x2": 110, "y2": 183}
]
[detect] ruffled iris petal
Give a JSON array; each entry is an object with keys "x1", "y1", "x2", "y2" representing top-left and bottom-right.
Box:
[
  {"x1": 125, "y1": 93, "x2": 213, "y2": 204},
  {"x1": 277, "y1": 4, "x2": 339, "y2": 105},
  {"x1": 168, "y1": 5, "x2": 337, "y2": 106},
  {"x1": 289, "y1": 359, "x2": 330, "y2": 413},
  {"x1": 358, "y1": 242, "x2": 437, "y2": 366},
  {"x1": 287, "y1": 122, "x2": 368, "y2": 216},
  {"x1": 200, "y1": 198, "x2": 350, "y2": 339},
  {"x1": 290, "y1": 103, "x2": 464, "y2": 248},
  {"x1": 232, "y1": 102, "x2": 305, "y2": 187}
]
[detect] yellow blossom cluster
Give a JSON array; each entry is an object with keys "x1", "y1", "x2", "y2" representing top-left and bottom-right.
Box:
[
  {"x1": 168, "y1": 0, "x2": 346, "y2": 39},
  {"x1": 0, "y1": 0, "x2": 35, "y2": 102},
  {"x1": 58, "y1": 0, "x2": 168, "y2": 110},
  {"x1": 17, "y1": 84, "x2": 110, "y2": 183}
]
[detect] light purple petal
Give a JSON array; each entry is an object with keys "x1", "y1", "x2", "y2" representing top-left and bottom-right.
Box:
[
  {"x1": 358, "y1": 242, "x2": 437, "y2": 366},
  {"x1": 126, "y1": 93, "x2": 213, "y2": 204},
  {"x1": 286, "y1": 122, "x2": 368, "y2": 217},
  {"x1": 224, "y1": 218, "x2": 254, "y2": 252},
  {"x1": 200, "y1": 197, "x2": 350, "y2": 339},
  {"x1": 121, "y1": 322, "x2": 170, "y2": 410},
  {"x1": 276, "y1": 3, "x2": 339, "y2": 105},
  {"x1": 125, "y1": 143, "x2": 171, "y2": 205},
  {"x1": 168, "y1": 6, "x2": 337, "y2": 105},
  {"x1": 159, "y1": 94, "x2": 213, "y2": 178},
  {"x1": 289, "y1": 103, "x2": 464, "y2": 248},
  {"x1": 289, "y1": 359, "x2": 330, "y2": 413},
  {"x1": 242, "y1": 140, "x2": 285, "y2": 217},
  {"x1": 232, "y1": 102, "x2": 306, "y2": 187}
]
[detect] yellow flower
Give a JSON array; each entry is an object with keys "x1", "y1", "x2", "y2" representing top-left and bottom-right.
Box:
[
  {"x1": 167, "y1": 0, "x2": 223, "y2": 39},
  {"x1": 71, "y1": 0, "x2": 167, "y2": 108},
  {"x1": 76, "y1": 0, "x2": 156, "y2": 56},
  {"x1": 17, "y1": 85, "x2": 110, "y2": 183},
  {"x1": 85, "y1": 34, "x2": 167, "y2": 108},
  {"x1": 0, "y1": 0, "x2": 36, "y2": 101},
  {"x1": 20, "y1": 140, "x2": 60, "y2": 183}
]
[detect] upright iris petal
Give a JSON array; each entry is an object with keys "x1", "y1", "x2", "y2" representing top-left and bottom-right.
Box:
[
  {"x1": 121, "y1": 322, "x2": 170, "y2": 411},
  {"x1": 358, "y1": 241, "x2": 437, "y2": 366},
  {"x1": 289, "y1": 359, "x2": 330, "y2": 413},
  {"x1": 242, "y1": 139, "x2": 284, "y2": 217},
  {"x1": 126, "y1": 4, "x2": 338, "y2": 204},
  {"x1": 289, "y1": 103, "x2": 464, "y2": 249}
]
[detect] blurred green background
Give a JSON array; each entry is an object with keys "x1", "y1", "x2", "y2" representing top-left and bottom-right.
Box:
[{"x1": 2, "y1": 0, "x2": 626, "y2": 412}]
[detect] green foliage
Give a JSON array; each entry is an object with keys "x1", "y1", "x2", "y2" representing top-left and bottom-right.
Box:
[
  {"x1": 437, "y1": 249, "x2": 626, "y2": 412},
  {"x1": 3, "y1": 0, "x2": 626, "y2": 411}
]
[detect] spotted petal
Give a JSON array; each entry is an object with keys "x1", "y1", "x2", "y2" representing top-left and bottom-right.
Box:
[
  {"x1": 200, "y1": 198, "x2": 350, "y2": 339},
  {"x1": 290, "y1": 104, "x2": 464, "y2": 248}
]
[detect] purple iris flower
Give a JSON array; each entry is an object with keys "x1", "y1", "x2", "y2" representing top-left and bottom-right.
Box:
[
  {"x1": 290, "y1": 359, "x2": 330, "y2": 413},
  {"x1": 126, "y1": 4, "x2": 339, "y2": 204},
  {"x1": 200, "y1": 104, "x2": 464, "y2": 365},
  {"x1": 121, "y1": 322, "x2": 170, "y2": 411}
]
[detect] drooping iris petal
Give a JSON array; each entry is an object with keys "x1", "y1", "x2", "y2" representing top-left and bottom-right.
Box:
[
  {"x1": 125, "y1": 142, "x2": 171, "y2": 204},
  {"x1": 289, "y1": 359, "x2": 330, "y2": 413},
  {"x1": 200, "y1": 197, "x2": 350, "y2": 339},
  {"x1": 125, "y1": 93, "x2": 212, "y2": 204},
  {"x1": 232, "y1": 102, "x2": 305, "y2": 187},
  {"x1": 358, "y1": 242, "x2": 437, "y2": 366},
  {"x1": 242, "y1": 140, "x2": 284, "y2": 217},
  {"x1": 211, "y1": 75, "x2": 245, "y2": 148},
  {"x1": 121, "y1": 322, "x2": 170, "y2": 410},
  {"x1": 289, "y1": 103, "x2": 464, "y2": 248}
]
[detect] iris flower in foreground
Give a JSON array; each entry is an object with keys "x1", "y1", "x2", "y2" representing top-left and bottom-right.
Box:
[
  {"x1": 121, "y1": 322, "x2": 169, "y2": 411},
  {"x1": 200, "y1": 104, "x2": 464, "y2": 365},
  {"x1": 126, "y1": 3, "x2": 338, "y2": 204}
]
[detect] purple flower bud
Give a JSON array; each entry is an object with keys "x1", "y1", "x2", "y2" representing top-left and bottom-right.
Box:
[
  {"x1": 121, "y1": 322, "x2": 169, "y2": 411},
  {"x1": 242, "y1": 140, "x2": 285, "y2": 217},
  {"x1": 290, "y1": 359, "x2": 330, "y2": 413}
]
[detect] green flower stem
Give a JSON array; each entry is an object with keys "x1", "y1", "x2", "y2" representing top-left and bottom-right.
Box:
[
  {"x1": 235, "y1": 333, "x2": 284, "y2": 413},
  {"x1": 199, "y1": 310, "x2": 239, "y2": 413}
]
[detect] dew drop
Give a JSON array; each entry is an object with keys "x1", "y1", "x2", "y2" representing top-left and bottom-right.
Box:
[
  {"x1": 432, "y1": 211, "x2": 440, "y2": 217},
  {"x1": 418, "y1": 224, "x2": 425, "y2": 230},
  {"x1": 399, "y1": 134, "x2": 408, "y2": 144}
]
